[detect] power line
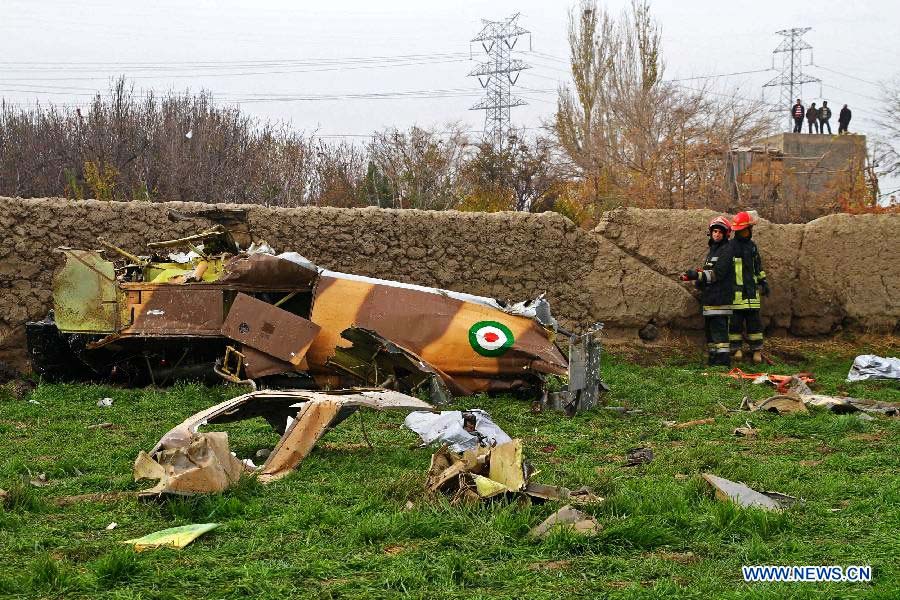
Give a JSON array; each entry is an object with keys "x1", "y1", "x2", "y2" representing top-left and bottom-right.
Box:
[{"x1": 811, "y1": 64, "x2": 881, "y2": 87}]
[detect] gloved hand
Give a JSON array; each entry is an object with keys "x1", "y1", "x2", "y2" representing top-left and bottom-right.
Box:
[
  {"x1": 681, "y1": 269, "x2": 700, "y2": 281},
  {"x1": 759, "y1": 279, "x2": 770, "y2": 296}
]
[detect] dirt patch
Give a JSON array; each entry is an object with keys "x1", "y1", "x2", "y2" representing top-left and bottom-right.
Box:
[{"x1": 528, "y1": 559, "x2": 573, "y2": 571}]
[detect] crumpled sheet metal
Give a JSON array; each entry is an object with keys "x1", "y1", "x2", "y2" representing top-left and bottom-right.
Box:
[
  {"x1": 529, "y1": 505, "x2": 601, "y2": 538},
  {"x1": 134, "y1": 432, "x2": 250, "y2": 497},
  {"x1": 144, "y1": 388, "x2": 434, "y2": 490},
  {"x1": 404, "y1": 409, "x2": 512, "y2": 453},
  {"x1": 703, "y1": 473, "x2": 796, "y2": 511},
  {"x1": 847, "y1": 355, "x2": 900, "y2": 382},
  {"x1": 424, "y1": 439, "x2": 600, "y2": 506}
]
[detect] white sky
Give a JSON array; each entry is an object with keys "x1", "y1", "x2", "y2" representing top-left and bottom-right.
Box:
[{"x1": 1, "y1": 0, "x2": 896, "y2": 190}]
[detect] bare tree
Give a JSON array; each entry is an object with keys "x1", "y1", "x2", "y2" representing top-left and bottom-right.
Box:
[
  {"x1": 367, "y1": 124, "x2": 469, "y2": 210},
  {"x1": 553, "y1": 1, "x2": 774, "y2": 211}
]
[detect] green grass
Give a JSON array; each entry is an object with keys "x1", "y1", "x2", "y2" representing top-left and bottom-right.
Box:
[{"x1": 1, "y1": 344, "x2": 899, "y2": 599}]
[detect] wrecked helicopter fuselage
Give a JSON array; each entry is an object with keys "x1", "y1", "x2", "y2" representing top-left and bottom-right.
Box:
[{"x1": 27, "y1": 228, "x2": 603, "y2": 408}]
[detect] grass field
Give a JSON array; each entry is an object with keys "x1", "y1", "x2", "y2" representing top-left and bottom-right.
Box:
[{"x1": 1, "y1": 340, "x2": 899, "y2": 599}]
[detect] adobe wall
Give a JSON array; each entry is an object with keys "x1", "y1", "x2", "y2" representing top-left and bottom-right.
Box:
[{"x1": 1, "y1": 197, "x2": 897, "y2": 369}]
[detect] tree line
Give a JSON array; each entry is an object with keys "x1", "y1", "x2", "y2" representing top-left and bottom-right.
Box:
[{"x1": 2, "y1": 1, "x2": 893, "y2": 223}]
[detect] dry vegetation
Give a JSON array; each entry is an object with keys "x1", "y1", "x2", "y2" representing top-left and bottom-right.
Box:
[{"x1": 0, "y1": 1, "x2": 894, "y2": 223}]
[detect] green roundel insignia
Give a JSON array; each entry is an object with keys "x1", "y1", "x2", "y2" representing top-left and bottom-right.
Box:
[{"x1": 468, "y1": 320, "x2": 515, "y2": 357}]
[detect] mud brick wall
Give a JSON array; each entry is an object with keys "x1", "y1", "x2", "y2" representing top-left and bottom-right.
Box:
[{"x1": 1, "y1": 197, "x2": 898, "y2": 369}]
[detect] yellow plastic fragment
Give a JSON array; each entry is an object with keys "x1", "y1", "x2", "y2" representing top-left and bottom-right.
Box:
[
  {"x1": 123, "y1": 523, "x2": 219, "y2": 551},
  {"x1": 473, "y1": 475, "x2": 508, "y2": 498}
]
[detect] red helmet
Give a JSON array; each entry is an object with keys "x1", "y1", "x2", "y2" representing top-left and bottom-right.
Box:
[
  {"x1": 708, "y1": 215, "x2": 732, "y2": 235},
  {"x1": 731, "y1": 211, "x2": 757, "y2": 231}
]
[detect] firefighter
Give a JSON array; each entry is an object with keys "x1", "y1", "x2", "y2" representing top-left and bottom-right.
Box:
[
  {"x1": 681, "y1": 216, "x2": 734, "y2": 366},
  {"x1": 728, "y1": 210, "x2": 769, "y2": 363}
]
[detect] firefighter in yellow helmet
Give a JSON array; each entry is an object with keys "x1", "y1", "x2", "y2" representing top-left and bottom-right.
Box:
[
  {"x1": 728, "y1": 211, "x2": 769, "y2": 363},
  {"x1": 682, "y1": 216, "x2": 734, "y2": 366}
]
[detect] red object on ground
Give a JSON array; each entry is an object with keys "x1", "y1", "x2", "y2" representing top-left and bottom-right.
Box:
[{"x1": 721, "y1": 367, "x2": 815, "y2": 392}]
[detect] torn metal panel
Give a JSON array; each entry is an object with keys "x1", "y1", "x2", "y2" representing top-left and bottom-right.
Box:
[
  {"x1": 134, "y1": 432, "x2": 248, "y2": 497},
  {"x1": 123, "y1": 288, "x2": 224, "y2": 335},
  {"x1": 221, "y1": 293, "x2": 320, "y2": 367},
  {"x1": 530, "y1": 505, "x2": 601, "y2": 538},
  {"x1": 259, "y1": 400, "x2": 341, "y2": 483},
  {"x1": 488, "y1": 440, "x2": 525, "y2": 492},
  {"x1": 702, "y1": 473, "x2": 790, "y2": 511},
  {"x1": 145, "y1": 389, "x2": 433, "y2": 487},
  {"x1": 327, "y1": 327, "x2": 456, "y2": 402},
  {"x1": 218, "y1": 253, "x2": 319, "y2": 288},
  {"x1": 750, "y1": 395, "x2": 808, "y2": 415},
  {"x1": 565, "y1": 325, "x2": 606, "y2": 414},
  {"x1": 52, "y1": 250, "x2": 119, "y2": 333}
]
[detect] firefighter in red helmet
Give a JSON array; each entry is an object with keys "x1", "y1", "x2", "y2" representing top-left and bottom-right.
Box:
[
  {"x1": 728, "y1": 210, "x2": 769, "y2": 363},
  {"x1": 681, "y1": 216, "x2": 734, "y2": 366}
]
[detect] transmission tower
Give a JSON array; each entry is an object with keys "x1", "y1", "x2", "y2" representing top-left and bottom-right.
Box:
[
  {"x1": 469, "y1": 13, "x2": 530, "y2": 149},
  {"x1": 762, "y1": 27, "x2": 821, "y2": 127}
]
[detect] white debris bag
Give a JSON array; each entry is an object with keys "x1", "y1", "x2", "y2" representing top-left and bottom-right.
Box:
[
  {"x1": 404, "y1": 409, "x2": 512, "y2": 453},
  {"x1": 847, "y1": 355, "x2": 900, "y2": 382}
]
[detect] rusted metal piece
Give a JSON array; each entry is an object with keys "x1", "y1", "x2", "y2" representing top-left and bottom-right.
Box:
[
  {"x1": 258, "y1": 400, "x2": 341, "y2": 483},
  {"x1": 123, "y1": 288, "x2": 225, "y2": 336},
  {"x1": 52, "y1": 250, "x2": 119, "y2": 333},
  {"x1": 221, "y1": 293, "x2": 320, "y2": 367},
  {"x1": 32, "y1": 229, "x2": 596, "y2": 401}
]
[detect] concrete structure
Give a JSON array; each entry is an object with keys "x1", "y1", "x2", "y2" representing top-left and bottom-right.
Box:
[{"x1": 727, "y1": 133, "x2": 869, "y2": 223}]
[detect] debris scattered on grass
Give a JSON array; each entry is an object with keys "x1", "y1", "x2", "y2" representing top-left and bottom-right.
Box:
[
  {"x1": 733, "y1": 422, "x2": 757, "y2": 437},
  {"x1": 106, "y1": 522, "x2": 118, "y2": 530},
  {"x1": 140, "y1": 389, "x2": 433, "y2": 492},
  {"x1": 88, "y1": 422, "x2": 115, "y2": 430},
  {"x1": 30, "y1": 473, "x2": 49, "y2": 487},
  {"x1": 748, "y1": 395, "x2": 808, "y2": 415},
  {"x1": 624, "y1": 447, "x2": 654, "y2": 467},
  {"x1": 529, "y1": 505, "x2": 601, "y2": 538},
  {"x1": 702, "y1": 473, "x2": 796, "y2": 511},
  {"x1": 97, "y1": 397, "x2": 114, "y2": 408},
  {"x1": 721, "y1": 368, "x2": 815, "y2": 392},
  {"x1": 425, "y1": 440, "x2": 600, "y2": 505},
  {"x1": 123, "y1": 523, "x2": 219, "y2": 551},
  {"x1": 668, "y1": 418, "x2": 714, "y2": 429}
]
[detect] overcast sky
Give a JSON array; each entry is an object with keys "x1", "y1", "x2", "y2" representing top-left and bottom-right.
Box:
[{"x1": 0, "y1": 0, "x2": 895, "y2": 148}]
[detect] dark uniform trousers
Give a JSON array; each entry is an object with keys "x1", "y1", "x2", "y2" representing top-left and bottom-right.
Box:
[
  {"x1": 705, "y1": 313, "x2": 731, "y2": 362},
  {"x1": 729, "y1": 309, "x2": 763, "y2": 351}
]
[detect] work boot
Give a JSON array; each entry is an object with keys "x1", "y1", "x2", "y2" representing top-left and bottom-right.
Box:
[
  {"x1": 752, "y1": 350, "x2": 763, "y2": 364},
  {"x1": 733, "y1": 350, "x2": 743, "y2": 362}
]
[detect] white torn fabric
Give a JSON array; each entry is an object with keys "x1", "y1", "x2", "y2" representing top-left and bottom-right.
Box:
[
  {"x1": 404, "y1": 409, "x2": 512, "y2": 453},
  {"x1": 847, "y1": 355, "x2": 900, "y2": 382}
]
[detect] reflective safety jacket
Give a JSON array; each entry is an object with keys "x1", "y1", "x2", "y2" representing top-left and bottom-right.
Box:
[
  {"x1": 729, "y1": 236, "x2": 766, "y2": 310},
  {"x1": 696, "y1": 238, "x2": 734, "y2": 315}
]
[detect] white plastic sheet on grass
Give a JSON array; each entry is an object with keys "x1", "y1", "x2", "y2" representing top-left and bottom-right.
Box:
[{"x1": 404, "y1": 409, "x2": 512, "y2": 453}]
